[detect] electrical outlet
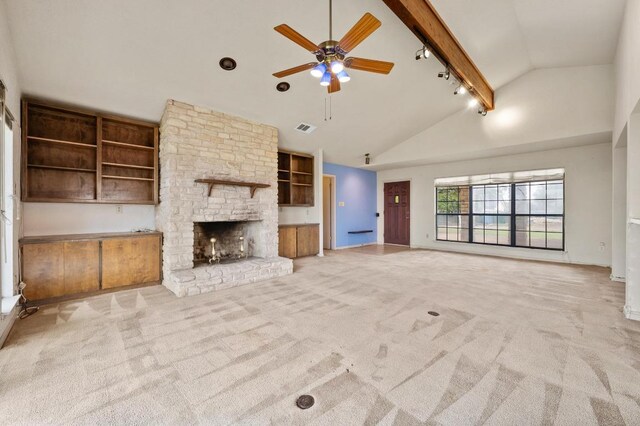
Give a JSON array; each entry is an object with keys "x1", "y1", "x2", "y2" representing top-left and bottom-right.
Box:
[
  {"x1": 426, "y1": 233, "x2": 429, "y2": 239},
  {"x1": 599, "y1": 242, "x2": 606, "y2": 252},
  {"x1": 116, "y1": 205, "x2": 123, "y2": 214}
]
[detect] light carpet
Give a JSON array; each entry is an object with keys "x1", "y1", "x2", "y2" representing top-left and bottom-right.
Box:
[{"x1": 1, "y1": 248, "x2": 639, "y2": 425}]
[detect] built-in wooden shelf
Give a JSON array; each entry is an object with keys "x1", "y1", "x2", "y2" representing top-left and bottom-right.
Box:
[
  {"x1": 102, "y1": 162, "x2": 154, "y2": 170},
  {"x1": 27, "y1": 164, "x2": 96, "y2": 173},
  {"x1": 102, "y1": 140, "x2": 155, "y2": 150},
  {"x1": 28, "y1": 136, "x2": 97, "y2": 148},
  {"x1": 22, "y1": 99, "x2": 159, "y2": 204},
  {"x1": 103, "y1": 175, "x2": 154, "y2": 182},
  {"x1": 278, "y1": 150, "x2": 314, "y2": 206},
  {"x1": 195, "y1": 178, "x2": 271, "y2": 198}
]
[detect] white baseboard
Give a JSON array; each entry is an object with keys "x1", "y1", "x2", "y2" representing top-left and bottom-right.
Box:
[
  {"x1": 610, "y1": 274, "x2": 626, "y2": 283},
  {"x1": 624, "y1": 305, "x2": 640, "y2": 321},
  {"x1": 0, "y1": 306, "x2": 17, "y2": 349},
  {"x1": 335, "y1": 242, "x2": 378, "y2": 250}
]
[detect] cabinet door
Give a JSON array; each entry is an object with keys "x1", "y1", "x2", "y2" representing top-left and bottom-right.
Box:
[
  {"x1": 22, "y1": 241, "x2": 100, "y2": 300},
  {"x1": 296, "y1": 225, "x2": 319, "y2": 257},
  {"x1": 22, "y1": 242, "x2": 65, "y2": 300},
  {"x1": 101, "y1": 236, "x2": 160, "y2": 289},
  {"x1": 278, "y1": 227, "x2": 297, "y2": 258}
]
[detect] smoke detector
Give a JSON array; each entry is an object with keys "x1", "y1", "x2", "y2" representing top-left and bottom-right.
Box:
[{"x1": 295, "y1": 122, "x2": 317, "y2": 134}]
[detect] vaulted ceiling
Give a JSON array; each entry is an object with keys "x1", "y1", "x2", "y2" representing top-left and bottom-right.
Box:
[{"x1": 4, "y1": 0, "x2": 626, "y2": 166}]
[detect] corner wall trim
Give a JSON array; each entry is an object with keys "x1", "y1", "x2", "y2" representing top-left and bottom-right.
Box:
[
  {"x1": 610, "y1": 274, "x2": 626, "y2": 283},
  {"x1": 624, "y1": 305, "x2": 640, "y2": 321}
]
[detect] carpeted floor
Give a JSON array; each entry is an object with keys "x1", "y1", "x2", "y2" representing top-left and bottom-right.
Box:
[{"x1": 1, "y1": 247, "x2": 640, "y2": 425}]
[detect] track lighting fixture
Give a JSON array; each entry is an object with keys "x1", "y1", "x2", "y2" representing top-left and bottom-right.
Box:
[
  {"x1": 454, "y1": 84, "x2": 467, "y2": 95},
  {"x1": 415, "y1": 45, "x2": 431, "y2": 60},
  {"x1": 438, "y1": 68, "x2": 450, "y2": 80},
  {"x1": 468, "y1": 98, "x2": 479, "y2": 108}
]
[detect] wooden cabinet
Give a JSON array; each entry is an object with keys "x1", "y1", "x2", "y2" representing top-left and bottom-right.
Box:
[
  {"x1": 22, "y1": 241, "x2": 100, "y2": 300},
  {"x1": 20, "y1": 232, "x2": 162, "y2": 301},
  {"x1": 101, "y1": 236, "x2": 161, "y2": 289},
  {"x1": 278, "y1": 224, "x2": 319, "y2": 258},
  {"x1": 21, "y1": 99, "x2": 159, "y2": 204},
  {"x1": 278, "y1": 150, "x2": 314, "y2": 206}
]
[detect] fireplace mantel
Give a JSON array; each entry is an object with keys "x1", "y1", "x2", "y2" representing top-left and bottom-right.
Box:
[{"x1": 195, "y1": 179, "x2": 271, "y2": 198}]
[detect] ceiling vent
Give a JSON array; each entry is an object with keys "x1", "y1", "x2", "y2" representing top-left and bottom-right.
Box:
[{"x1": 295, "y1": 122, "x2": 317, "y2": 134}]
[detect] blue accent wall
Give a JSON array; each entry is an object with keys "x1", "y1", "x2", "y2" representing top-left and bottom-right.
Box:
[{"x1": 323, "y1": 162, "x2": 377, "y2": 248}]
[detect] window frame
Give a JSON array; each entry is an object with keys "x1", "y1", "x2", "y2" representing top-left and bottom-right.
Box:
[{"x1": 435, "y1": 179, "x2": 565, "y2": 251}]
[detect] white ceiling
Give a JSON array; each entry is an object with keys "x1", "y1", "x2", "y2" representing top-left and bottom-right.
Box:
[{"x1": 4, "y1": 0, "x2": 626, "y2": 166}]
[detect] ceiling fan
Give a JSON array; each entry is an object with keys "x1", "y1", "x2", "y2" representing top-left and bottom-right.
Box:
[{"x1": 272, "y1": 0, "x2": 394, "y2": 93}]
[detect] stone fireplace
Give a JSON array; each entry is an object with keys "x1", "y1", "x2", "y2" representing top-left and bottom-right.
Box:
[{"x1": 156, "y1": 100, "x2": 293, "y2": 297}]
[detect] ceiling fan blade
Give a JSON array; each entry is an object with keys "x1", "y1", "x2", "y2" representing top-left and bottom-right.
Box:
[
  {"x1": 273, "y1": 62, "x2": 318, "y2": 78},
  {"x1": 328, "y1": 74, "x2": 341, "y2": 93},
  {"x1": 338, "y1": 13, "x2": 381, "y2": 54},
  {"x1": 345, "y1": 57, "x2": 394, "y2": 74},
  {"x1": 274, "y1": 24, "x2": 320, "y2": 52}
]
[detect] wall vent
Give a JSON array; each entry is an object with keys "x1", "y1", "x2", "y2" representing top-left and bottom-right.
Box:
[{"x1": 295, "y1": 122, "x2": 317, "y2": 134}]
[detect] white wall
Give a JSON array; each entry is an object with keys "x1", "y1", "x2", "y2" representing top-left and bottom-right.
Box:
[
  {"x1": 614, "y1": 0, "x2": 640, "y2": 142},
  {"x1": 377, "y1": 142, "x2": 612, "y2": 267},
  {"x1": 22, "y1": 203, "x2": 155, "y2": 236},
  {"x1": 374, "y1": 65, "x2": 614, "y2": 169}
]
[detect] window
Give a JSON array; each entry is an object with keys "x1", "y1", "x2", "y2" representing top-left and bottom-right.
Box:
[{"x1": 435, "y1": 171, "x2": 564, "y2": 251}]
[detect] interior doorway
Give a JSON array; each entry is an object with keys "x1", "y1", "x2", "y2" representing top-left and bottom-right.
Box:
[
  {"x1": 384, "y1": 181, "x2": 410, "y2": 246},
  {"x1": 322, "y1": 175, "x2": 336, "y2": 250}
]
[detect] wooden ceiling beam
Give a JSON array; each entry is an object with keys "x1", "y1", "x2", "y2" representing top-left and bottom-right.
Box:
[{"x1": 382, "y1": 0, "x2": 495, "y2": 111}]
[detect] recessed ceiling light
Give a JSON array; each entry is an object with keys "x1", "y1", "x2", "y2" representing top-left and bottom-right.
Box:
[
  {"x1": 219, "y1": 57, "x2": 237, "y2": 71},
  {"x1": 276, "y1": 82, "x2": 290, "y2": 92}
]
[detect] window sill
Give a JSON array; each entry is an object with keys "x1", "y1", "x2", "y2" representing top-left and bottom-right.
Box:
[{"x1": 1, "y1": 295, "x2": 20, "y2": 315}]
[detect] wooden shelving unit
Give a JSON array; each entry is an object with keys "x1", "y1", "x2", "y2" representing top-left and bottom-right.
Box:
[
  {"x1": 21, "y1": 99, "x2": 158, "y2": 204},
  {"x1": 277, "y1": 150, "x2": 314, "y2": 206}
]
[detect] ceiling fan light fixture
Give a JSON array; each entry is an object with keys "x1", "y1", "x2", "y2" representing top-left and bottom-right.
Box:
[
  {"x1": 337, "y1": 70, "x2": 350, "y2": 83},
  {"x1": 310, "y1": 63, "x2": 327, "y2": 78},
  {"x1": 320, "y1": 71, "x2": 332, "y2": 86},
  {"x1": 330, "y1": 60, "x2": 344, "y2": 74}
]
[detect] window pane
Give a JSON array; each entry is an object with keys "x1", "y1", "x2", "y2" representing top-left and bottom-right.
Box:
[
  {"x1": 485, "y1": 216, "x2": 498, "y2": 230},
  {"x1": 473, "y1": 229, "x2": 485, "y2": 243},
  {"x1": 547, "y1": 199, "x2": 563, "y2": 215},
  {"x1": 530, "y1": 183, "x2": 546, "y2": 199},
  {"x1": 547, "y1": 233, "x2": 563, "y2": 249},
  {"x1": 498, "y1": 216, "x2": 510, "y2": 230},
  {"x1": 531, "y1": 200, "x2": 546, "y2": 214},
  {"x1": 437, "y1": 215, "x2": 447, "y2": 227},
  {"x1": 447, "y1": 215, "x2": 459, "y2": 227},
  {"x1": 485, "y1": 200, "x2": 498, "y2": 214},
  {"x1": 447, "y1": 229, "x2": 459, "y2": 241},
  {"x1": 485, "y1": 185, "x2": 498, "y2": 200},
  {"x1": 473, "y1": 201, "x2": 485, "y2": 214},
  {"x1": 485, "y1": 229, "x2": 498, "y2": 244},
  {"x1": 547, "y1": 217, "x2": 563, "y2": 233},
  {"x1": 447, "y1": 188, "x2": 458, "y2": 202},
  {"x1": 458, "y1": 229, "x2": 469, "y2": 242},
  {"x1": 515, "y1": 184, "x2": 529, "y2": 200},
  {"x1": 473, "y1": 216, "x2": 485, "y2": 228},
  {"x1": 448, "y1": 201, "x2": 459, "y2": 214},
  {"x1": 473, "y1": 186, "x2": 484, "y2": 201},
  {"x1": 547, "y1": 183, "x2": 563, "y2": 199},
  {"x1": 530, "y1": 232, "x2": 546, "y2": 248},
  {"x1": 530, "y1": 216, "x2": 546, "y2": 232},
  {"x1": 498, "y1": 229, "x2": 510, "y2": 245},
  {"x1": 460, "y1": 216, "x2": 470, "y2": 229},
  {"x1": 515, "y1": 216, "x2": 529, "y2": 231},
  {"x1": 459, "y1": 187, "x2": 470, "y2": 214},
  {"x1": 437, "y1": 188, "x2": 448, "y2": 202},
  {"x1": 437, "y1": 227, "x2": 447, "y2": 240},
  {"x1": 499, "y1": 185, "x2": 511, "y2": 201},
  {"x1": 437, "y1": 201, "x2": 448, "y2": 214},
  {"x1": 516, "y1": 231, "x2": 529, "y2": 246},
  {"x1": 498, "y1": 199, "x2": 511, "y2": 214},
  {"x1": 516, "y1": 200, "x2": 529, "y2": 214}
]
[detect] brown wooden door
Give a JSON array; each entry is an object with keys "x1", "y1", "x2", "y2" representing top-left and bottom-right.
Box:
[
  {"x1": 101, "y1": 236, "x2": 161, "y2": 289},
  {"x1": 278, "y1": 226, "x2": 297, "y2": 258},
  {"x1": 384, "y1": 181, "x2": 410, "y2": 245},
  {"x1": 296, "y1": 225, "x2": 320, "y2": 257}
]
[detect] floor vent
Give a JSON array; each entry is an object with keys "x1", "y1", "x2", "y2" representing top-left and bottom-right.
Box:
[{"x1": 295, "y1": 122, "x2": 317, "y2": 134}]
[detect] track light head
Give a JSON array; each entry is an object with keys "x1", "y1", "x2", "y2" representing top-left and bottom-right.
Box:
[
  {"x1": 438, "y1": 68, "x2": 450, "y2": 80},
  {"x1": 415, "y1": 45, "x2": 431, "y2": 61},
  {"x1": 478, "y1": 108, "x2": 488, "y2": 116},
  {"x1": 468, "y1": 98, "x2": 479, "y2": 108},
  {"x1": 454, "y1": 84, "x2": 467, "y2": 95}
]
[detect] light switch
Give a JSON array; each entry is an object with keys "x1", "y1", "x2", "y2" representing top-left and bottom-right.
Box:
[{"x1": 338, "y1": 201, "x2": 345, "y2": 207}]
